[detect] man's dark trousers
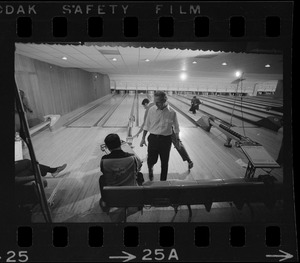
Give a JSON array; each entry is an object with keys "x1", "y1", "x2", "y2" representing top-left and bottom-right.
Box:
[{"x1": 147, "y1": 134, "x2": 172, "y2": 181}]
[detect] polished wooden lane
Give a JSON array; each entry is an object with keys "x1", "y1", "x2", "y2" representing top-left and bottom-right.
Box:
[
  {"x1": 197, "y1": 96, "x2": 282, "y2": 119},
  {"x1": 205, "y1": 95, "x2": 283, "y2": 117},
  {"x1": 236, "y1": 95, "x2": 283, "y2": 106},
  {"x1": 169, "y1": 95, "x2": 249, "y2": 127},
  {"x1": 103, "y1": 94, "x2": 135, "y2": 127},
  {"x1": 22, "y1": 93, "x2": 283, "y2": 222},
  {"x1": 168, "y1": 95, "x2": 282, "y2": 148},
  {"x1": 174, "y1": 94, "x2": 264, "y2": 127},
  {"x1": 167, "y1": 94, "x2": 283, "y2": 181},
  {"x1": 68, "y1": 94, "x2": 125, "y2": 127}
]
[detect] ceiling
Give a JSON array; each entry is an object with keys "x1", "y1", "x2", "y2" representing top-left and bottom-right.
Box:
[{"x1": 15, "y1": 42, "x2": 283, "y2": 80}]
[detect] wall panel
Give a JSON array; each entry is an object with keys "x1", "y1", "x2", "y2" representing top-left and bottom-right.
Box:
[{"x1": 15, "y1": 54, "x2": 110, "y2": 126}]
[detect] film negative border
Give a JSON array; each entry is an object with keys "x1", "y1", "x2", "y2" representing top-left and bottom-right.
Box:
[
  {"x1": 1, "y1": 223, "x2": 297, "y2": 262},
  {"x1": 0, "y1": 1, "x2": 296, "y2": 262},
  {"x1": 15, "y1": 15, "x2": 283, "y2": 39},
  {"x1": 0, "y1": 1, "x2": 293, "y2": 41}
]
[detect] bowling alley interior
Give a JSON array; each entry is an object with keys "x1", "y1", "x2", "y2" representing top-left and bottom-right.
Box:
[{"x1": 14, "y1": 42, "x2": 289, "y2": 223}]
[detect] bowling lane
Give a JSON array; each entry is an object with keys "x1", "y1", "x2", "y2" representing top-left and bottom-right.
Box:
[
  {"x1": 170, "y1": 105, "x2": 197, "y2": 128},
  {"x1": 168, "y1": 95, "x2": 282, "y2": 153},
  {"x1": 237, "y1": 95, "x2": 283, "y2": 107},
  {"x1": 69, "y1": 95, "x2": 125, "y2": 127},
  {"x1": 102, "y1": 94, "x2": 135, "y2": 127},
  {"x1": 206, "y1": 95, "x2": 283, "y2": 117},
  {"x1": 171, "y1": 95, "x2": 258, "y2": 127},
  {"x1": 26, "y1": 92, "x2": 283, "y2": 223},
  {"x1": 189, "y1": 95, "x2": 281, "y2": 119}
]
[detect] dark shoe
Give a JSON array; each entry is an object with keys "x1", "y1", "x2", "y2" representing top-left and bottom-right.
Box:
[
  {"x1": 148, "y1": 168, "x2": 154, "y2": 181},
  {"x1": 188, "y1": 161, "x2": 193, "y2": 170},
  {"x1": 52, "y1": 164, "x2": 67, "y2": 177}
]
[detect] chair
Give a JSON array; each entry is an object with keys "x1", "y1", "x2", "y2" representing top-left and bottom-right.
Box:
[{"x1": 99, "y1": 156, "x2": 141, "y2": 213}]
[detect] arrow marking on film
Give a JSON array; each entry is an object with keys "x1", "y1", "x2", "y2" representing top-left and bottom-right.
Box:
[
  {"x1": 109, "y1": 251, "x2": 136, "y2": 262},
  {"x1": 266, "y1": 250, "x2": 293, "y2": 262}
]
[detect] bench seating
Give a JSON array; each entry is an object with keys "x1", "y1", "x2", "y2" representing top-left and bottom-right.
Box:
[{"x1": 102, "y1": 177, "x2": 283, "y2": 222}]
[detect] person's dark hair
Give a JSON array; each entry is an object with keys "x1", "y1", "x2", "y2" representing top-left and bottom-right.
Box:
[
  {"x1": 141, "y1": 98, "x2": 150, "y2": 105},
  {"x1": 104, "y1": 133, "x2": 121, "y2": 150},
  {"x1": 154, "y1": 91, "x2": 167, "y2": 102}
]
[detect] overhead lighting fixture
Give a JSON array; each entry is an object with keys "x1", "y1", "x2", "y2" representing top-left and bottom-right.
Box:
[
  {"x1": 112, "y1": 58, "x2": 117, "y2": 61},
  {"x1": 192, "y1": 61, "x2": 197, "y2": 64},
  {"x1": 145, "y1": 59, "x2": 150, "y2": 62},
  {"x1": 180, "y1": 72, "x2": 187, "y2": 81},
  {"x1": 62, "y1": 56, "x2": 67, "y2": 60},
  {"x1": 222, "y1": 62, "x2": 227, "y2": 66},
  {"x1": 265, "y1": 64, "x2": 271, "y2": 68},
  {"x1": 235, "y1": 71, "x2": 242, "y2": 78}
]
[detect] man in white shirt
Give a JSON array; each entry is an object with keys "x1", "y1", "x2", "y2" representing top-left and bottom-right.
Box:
[
  {"x1": 140, "y1": 91, "x2": 181, "y2": 181},
  {"x1": 134, "y1": 98, "x2": 193, "y2": 173}
]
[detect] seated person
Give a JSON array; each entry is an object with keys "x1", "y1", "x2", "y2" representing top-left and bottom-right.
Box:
[
  {"x1": 15, "y1": 159, "x2": 67, "y2": 206},
  {"x1": 99, "y1": 133, "x2": 143, "y2": 212}
]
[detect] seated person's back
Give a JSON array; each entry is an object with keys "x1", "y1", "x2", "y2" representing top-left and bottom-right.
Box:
[
  {"x1": 101, "y1": 151, "x2": 140, "y2": 186},
  {"x1": 100, "y1": 134, "x2": 142, "y2": 194}
]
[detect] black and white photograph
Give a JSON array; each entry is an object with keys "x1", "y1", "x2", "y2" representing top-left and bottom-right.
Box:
[
  {"x1": 14, "y1": 42, "x2": 285, "y2": 223},
  {"x1": 1, "y1": 1, "x2": 296, "y2": 262}
]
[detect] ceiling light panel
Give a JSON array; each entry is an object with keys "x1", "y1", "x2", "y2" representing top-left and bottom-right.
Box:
[
  {"x1": 51, "y1": 44, "x2": 82, "y2": 54},
  {"x1": 98, "y1": 49, "x2": 121, "y2": 55},
  {"x1": 95, "y1": 45, "x2": 118, "y2": 51},
  {"x1": 15, "y1": 43, "x2": 40, "y2": 53},
  {"x1": 122, "y1": 58, "x2": 139, "y2": 65},
  {"x1": 176, "y1": 49, "x2": 200, "y2": 58},
  {"x1": 67, "y1": 53, "x2": 92, "y2": 60},
  {"x1": 195, "y1": 54, "x2": 219, "y2": 59},
  {"x1": 118, "y1": 47, "x2": 139, "y2": 56},
  {"x1": 73, "y1": 45, "x2": 100, "y2": 55},
  {"x1": 16, "y1": 52, "x2": 46, "y2": 62},
  {"x1": 139, "y1": 47, "x2": 161, "y2": 60},
  {"x1": 159, "y1": 48, "x2": 182, "y2": 57},
  {"x1": 28, "y1": 44, "x2": 63, "y2": 54},
  {"x1": 15, "y1": 43, "x2": 282, "y2": 78}
]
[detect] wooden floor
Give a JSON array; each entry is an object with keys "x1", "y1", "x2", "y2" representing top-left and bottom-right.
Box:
[{"x1": 22, "y1": 93, "x2": 284, "y2": 223}]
